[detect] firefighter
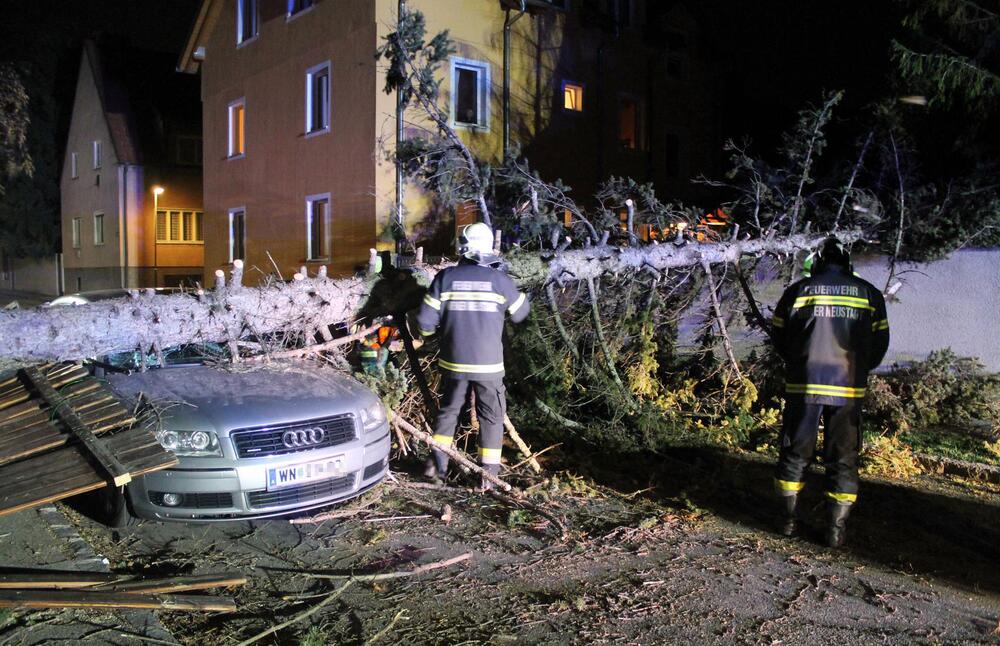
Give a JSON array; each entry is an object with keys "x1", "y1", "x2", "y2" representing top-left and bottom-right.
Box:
[
  {"x1": 359, "y1": 324, "x2": 399, "y2": 373},
  {"x1": 771, "y1": 238, "x2": 890, "y2": 547},
  {"x1": 415, "y1": 222, "x2": 530, "y2": 490}
]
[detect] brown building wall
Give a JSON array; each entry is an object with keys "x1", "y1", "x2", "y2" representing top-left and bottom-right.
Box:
[
  {"x1": 61, "y1": 54, "x2": 125, "y2": 292},
  {"x1": 201, "y1": 0, "x2": 379, "y2": 282}
]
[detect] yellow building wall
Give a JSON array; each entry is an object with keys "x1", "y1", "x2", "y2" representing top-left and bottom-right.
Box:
[{"x1": 373, "y1": 0, "x2": 564, "y2": 254}]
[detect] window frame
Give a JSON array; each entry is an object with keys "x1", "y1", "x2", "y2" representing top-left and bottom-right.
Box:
[
  {"x1": 305, "y1": 193, "x2": 332, "y2": 261},
  {"x1": 227, "y1": 98, "x2": 246, "y2": 159},
  {"x1": 70, "y1": 152, "x2": 78, "y2": 179},
  {"x1": 92, "y1": 140, "x2": 102, "y2": 169},
  {"x1": 156, "y1": 209, "x2": 205, "y2": 244},
  {"x1": 449, "y1": 57, "x2": 491, "y2": 131},
  {"x1": 616, "y1": 93, "x2": 646, "y2": 152},
  {"x1": 93, "y1": 212, "x2": 105, "y2": 246},
  {"x1": 304, "y1": 61, "x2": 331, "y2": 137},
  {"x1": 71, "y1": 217, "x2": 82, "y2": 249},
  {"x1": 561, "y1": 80, "x2": 584, "y2": 113},
  {"x1": 175, "y1": 135, "x2": 203, "y2": 166},
  {"x1": 286, "y1": 0, "x2": 315, "y2": 20},
  {"x1": 236, "y1": 0, "x2": 258, "y2": 46},
  {"x1": 228, "y1": 208, "x2": 247, "y2": 263}
]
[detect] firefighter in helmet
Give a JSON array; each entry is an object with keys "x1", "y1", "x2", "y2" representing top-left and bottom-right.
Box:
[
  {"x1": 415, "y1": 222, "x2": 530, "y2": 490},
  {"x1": 771, "y1": 238, "x2": 890, "y2": 547}
]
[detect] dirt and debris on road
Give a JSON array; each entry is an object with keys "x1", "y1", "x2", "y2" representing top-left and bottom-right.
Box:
[{"x1": 4, "y1": 454, "x2": 994, "y2": 646}]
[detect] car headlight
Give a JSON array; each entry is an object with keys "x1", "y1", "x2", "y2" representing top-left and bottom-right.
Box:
[
  {"x1": 359, "y1": 401, "x2": 387, "y2": 433},
  {"x1": 154, "y1": 430, "x2": 222, "y2": 457}
]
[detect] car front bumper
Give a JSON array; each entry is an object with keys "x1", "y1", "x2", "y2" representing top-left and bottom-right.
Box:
[{"x1": 127, "y1": 425, "x2": 391, "y2": 521}]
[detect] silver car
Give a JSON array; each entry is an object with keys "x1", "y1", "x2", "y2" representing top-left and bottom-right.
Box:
[{"x1": 50, "y1": 293, "x2": 390, "y2": 525}]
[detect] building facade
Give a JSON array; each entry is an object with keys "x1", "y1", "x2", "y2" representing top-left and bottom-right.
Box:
[
  {"x1": 61, "y1": 42, "x2": 204, "y2": 291},
  {"x1": 180, "y1": 0, "x2": 719, "y2": 282}
]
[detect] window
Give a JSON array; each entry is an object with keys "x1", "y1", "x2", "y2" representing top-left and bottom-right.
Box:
[
  {"x1": 617, "y1": 96, "x2": 644, "y2": 151},
  {"x1": 156, "y1": 210, "x2": 204, "y2": 243},
  {"x1": 665, "y1": 133, "x2": 680, "y2": 178},
  {"x1": 305, "y1": 62, "x2": 331, "y2": 134},
  {"x1": 228, "y1": 99, "x2": 245, "y2": 157},
  {"x1": 562, "y1": 82, "x2": 584, "y2": 112},
  {"x1": 71, "y1": 218, "x2": 82, "y2": 249},
  {"x1": 610, "y1": 0, "x2": 631, "y2": 28},
  {"x1": 229, "y1": 209, "x2": 246, "y2": 262},
  {"x1": 92, "y1": 140, "x2": 102, "y2": 169},
  {"x1": 93, "y1": 213, "x2": 105, "y2": 245},
  {"x1": 237, "y1": 0, "x2": 258, "y2": 45},
  {"x1": 70, "y1": 152, "x2": 78, "y2": 179},
  {"x1": 176, "y1": 135, "x2": 203, "y2": 166},
  {"x1": 450, "y1": 58, "x2": 490, "y2": 130},
  {"x1": 306, "y1": 194, "x2": 331, "y2": 260},
  {"x1": 665, "y1": 30, "x2": 688, "y2": 80},
  {"x1": 287, "y1": 0, "x2": 314, "y2": 17}
]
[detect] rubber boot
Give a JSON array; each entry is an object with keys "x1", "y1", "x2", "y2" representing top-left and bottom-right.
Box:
[
  {"x1": 424, "y1": 451, "x2": 449, "y2": 484},
  {"x1": 779, "y1": 494, "x2": 800, "y2": 537},
  {"x1": 826, "y1": 501, "x2": 853, "y2": 548},
  {"x1": 479, "y1": 464, "x2": 500, "y2": 492}
]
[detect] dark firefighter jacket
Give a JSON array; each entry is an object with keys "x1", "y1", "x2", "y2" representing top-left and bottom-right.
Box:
[
  {"x1": 772, "y1": 265, "x2": 890, "y2": 405},
  {"x1": 416, "y1": 256, "x2": 530, "y2": 380}
]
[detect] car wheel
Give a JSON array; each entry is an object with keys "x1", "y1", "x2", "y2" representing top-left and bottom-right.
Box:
[{"x1": 100, "y1": 486, "x2": 143, "y2": 528}]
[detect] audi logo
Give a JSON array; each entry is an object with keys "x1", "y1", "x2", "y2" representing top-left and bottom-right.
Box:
[{"x1": 282, "y1": 427, "x2": 326, "y2": 448}]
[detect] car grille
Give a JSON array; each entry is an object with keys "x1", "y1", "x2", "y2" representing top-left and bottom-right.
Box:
[
  {"x1": 246, "y1": 472, "x2": 356, "y2": 509},
  {"x1": 149, "y1": 491, "x2": 234, "y2": 509},
  {"x1": 363, "y1": 458, "x2": 387, "y2": 481},
  {"x1": 230, "y1": 414, "x2": 357, "y2": 458}
]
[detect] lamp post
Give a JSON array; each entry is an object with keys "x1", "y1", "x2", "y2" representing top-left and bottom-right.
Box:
[{"x1": 152, "y1": 186, "x2": 164, "y2": 287}]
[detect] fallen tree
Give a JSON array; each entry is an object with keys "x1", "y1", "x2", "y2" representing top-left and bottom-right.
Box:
[{"x1": 0, "y1": 232, "x2": 858, "y2": 364}]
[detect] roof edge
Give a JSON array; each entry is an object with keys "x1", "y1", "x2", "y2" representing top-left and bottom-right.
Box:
[{"x1": 178, "y1": 0, "x2": 219, "y2": 74}]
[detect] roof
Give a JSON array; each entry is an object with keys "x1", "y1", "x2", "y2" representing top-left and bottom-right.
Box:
[
  {"x1": 179, "y1": 0, "x2": 223, "y2": 74},
  {"x1": 83, "y1": 40, "x2": 201, "y2": 166}
]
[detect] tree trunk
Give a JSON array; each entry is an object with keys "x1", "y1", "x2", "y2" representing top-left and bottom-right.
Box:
[{"x1": 0, "y1": 232, "x2": 859, "y2": 363}]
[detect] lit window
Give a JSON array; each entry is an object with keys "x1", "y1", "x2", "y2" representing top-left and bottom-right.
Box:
[
  {"x1": 306, "y1": 194, "x2": 331, "y2": 260},
  {"x1": 157, "y1": 210, "x2": 204, "y2": 243},
  {"x1": 237, "y1": 0, "x2": 258, "y2": 45},
  {"x1": 70, "y1": 152, "x2": 78, "y2": 179},
  {"x1": 562, "y1": 82, "x2": 583, "y2": 112},
  {"x1": 305, "y1": 62, "x2": 331, "y2": 134},
  {"x1": 287, "y1": 0, "x2": 314, "y2": 17},
  {"x1": 92, "y1": 140, "x2": 102, "y2": 169},
  {"x1": 617, "y1": 96, "x2": 643, "y2": 151},
  {"x1": 451, "y1": 58, "x2": 490, "y2": 129},
  {"x1": 93, "y1": 213, "x2": 104, "y2": 245},
  {"x1": 228, "y1": 99, "x2": 245, "y2": 157},
  {"x1": 71, "y1": 218, "x2": 82, "y2": 248},
  {"x1": 229, "y1": 209, "x2": 246, "y2": 262}
]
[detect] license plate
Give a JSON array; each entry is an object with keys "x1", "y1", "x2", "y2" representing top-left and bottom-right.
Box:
[{"x1": 267, "y1": 456, "x2": 345, "y2": 491}]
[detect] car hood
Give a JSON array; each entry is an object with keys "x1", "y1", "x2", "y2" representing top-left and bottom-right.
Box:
[{"x1": 107, "y1": 362, "x2": 378, "y2": 433}]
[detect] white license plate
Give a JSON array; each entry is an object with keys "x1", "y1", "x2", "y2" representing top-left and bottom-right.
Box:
[{"x1": 267, "y1": 456, "x2": 345, "y2": 491}]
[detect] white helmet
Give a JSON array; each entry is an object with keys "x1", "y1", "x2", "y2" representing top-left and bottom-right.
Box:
[{"x1": 458, "y1": 222, "x2": 494, "y2": 258}]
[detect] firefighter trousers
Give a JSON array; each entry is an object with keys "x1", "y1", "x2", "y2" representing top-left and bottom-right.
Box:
[
  {"x1": 775, "y1": 396, "x2": 862, "y2": 502},
  {"x1": 431, "y1": 378, "x2": 506, "y2": 473}
]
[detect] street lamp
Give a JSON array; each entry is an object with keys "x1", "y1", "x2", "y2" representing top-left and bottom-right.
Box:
[{"x1": 152, "y1": 186, "x2": 165, "y2": 287}]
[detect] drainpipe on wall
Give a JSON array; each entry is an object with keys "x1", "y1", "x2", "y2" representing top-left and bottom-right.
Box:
[
  {"x1": 117, "y1": 164, "x2": 128, "y2": 288},
  {"x1": 502, "y1": 0, "x2": 527, "y2": 160},
  {"x1": 395, "y1": 0, "x2": 406, "y2": 257}
]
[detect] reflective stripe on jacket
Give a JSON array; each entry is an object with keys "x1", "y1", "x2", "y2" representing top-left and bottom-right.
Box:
[
  {"x1": 415, "y1": 258, "x2": 530, "y2": 380},
  {"x1": 773, "y1": 266, "x2": 889, "y2": 404}
]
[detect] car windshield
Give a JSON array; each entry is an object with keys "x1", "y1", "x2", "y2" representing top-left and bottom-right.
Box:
[{"x1": 104, "y1": 342, "x2": 229, "y2": 371}]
